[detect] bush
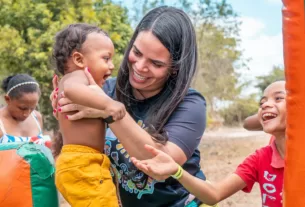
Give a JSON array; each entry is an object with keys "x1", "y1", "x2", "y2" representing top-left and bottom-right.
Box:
[{"x1": 220, "y1": 95, "x2": 259, "y2": 126}]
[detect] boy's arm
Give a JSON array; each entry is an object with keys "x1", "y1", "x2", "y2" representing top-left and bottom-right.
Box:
[
  {"x1": 243, "y1": 114, "x2": 263, "y2": 131},
  {"x1": 178, "y1": 171, "x2": 246, "y2": 205},
  {"x1": 180, "y1": 149, "x2": 260, "y2": 205},
  {"x1": 63, "y1": 73, "x2": 112, "y2": 111},
  {"x1": 62, "y1": 72, "x2": 125, "y2": 121},
  {"x1": 132, "y1": 145, "x2": 247, "y2": 205}
]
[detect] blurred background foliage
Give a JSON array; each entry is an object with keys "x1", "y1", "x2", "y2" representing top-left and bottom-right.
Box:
[{"x1": 0, "y1": 0, "x2": 285, "y2": 130}]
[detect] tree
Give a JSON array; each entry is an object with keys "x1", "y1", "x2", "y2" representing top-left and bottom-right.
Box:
[
  {"x1": 130, "y1": 0, "x2": 236, "y2": 29},
  {"x1": 127, "y1": 0, "x2": 242, "y2": 121},
  {"x1": 192, "y1": 23, "x2": 244, "y2": 119},
  {"x1": 0, "y1": 0, "x2": 133, "y2": 130},
  {"x1": 256, "y1": 65, "x2": 285, "y2": 93}
]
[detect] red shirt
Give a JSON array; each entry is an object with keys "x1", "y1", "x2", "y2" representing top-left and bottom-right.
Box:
[{"x1": 235, "y1": 141, "x2": 284, "y2": 207}]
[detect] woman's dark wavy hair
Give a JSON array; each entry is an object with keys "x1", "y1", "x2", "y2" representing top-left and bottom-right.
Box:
[
  {"x1": 116, "y1": 6, "x2": 198, "y2": 144},
  {"x1": 52, "y1": 23, "x2": 108, "y2": 75}
]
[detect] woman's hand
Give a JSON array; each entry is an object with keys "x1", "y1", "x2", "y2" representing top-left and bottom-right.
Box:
[
  {"x1": 131, "y1": 144, "x2": 179, "y2": 181},
  {"x1": 50, "y1": 75, "x2": 59, "y2": 118},
  {"x1": 58, "y1": 97, "x2": 107, "y2": 120}
]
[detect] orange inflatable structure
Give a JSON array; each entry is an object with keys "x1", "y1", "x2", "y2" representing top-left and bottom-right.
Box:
[
  {"x1": 0, "y1": 142, "x2": 58, "y2": 207},
  {"x1": 282, "y1": 0, "x2": 305, "y2": 206}
]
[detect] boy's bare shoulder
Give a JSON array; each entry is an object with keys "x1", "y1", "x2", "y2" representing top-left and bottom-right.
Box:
[{"x1": 60, "y1": 70, "x2": 89, "y2": 85}]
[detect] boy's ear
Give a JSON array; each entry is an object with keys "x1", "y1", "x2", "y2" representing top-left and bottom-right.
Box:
[
  {"x1": 4, "y1": 95, "x2": 10, "y2": 104},
  {"x1": 72, "y1": 51, "x2": 85, "y2": 68}
]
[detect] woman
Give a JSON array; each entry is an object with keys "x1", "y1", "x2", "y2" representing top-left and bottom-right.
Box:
[
  {"x1": 52, "y1": 6, "x2": 207, "y2": 207},
  {"x1": 0, "y1": 73, "x2": 57, "y2": 207},
  {"x1": 0, "y1": 74, "x2": 49, "y2": 145}
]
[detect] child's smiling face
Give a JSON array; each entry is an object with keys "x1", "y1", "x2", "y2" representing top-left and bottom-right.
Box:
[
  {"x1": 81, "y1": 33, "x2": 115, "y2": 86},
  {"x1": 258, "y1": 81, "x2": 286, "y2": 136}
]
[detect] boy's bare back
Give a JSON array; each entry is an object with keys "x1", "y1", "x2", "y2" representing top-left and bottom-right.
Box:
[{"x1": 58, "y1": 70, "x2": 105, "y2": 152}]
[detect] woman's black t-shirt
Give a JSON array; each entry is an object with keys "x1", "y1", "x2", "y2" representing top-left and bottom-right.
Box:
[{"x1": 103, "y1": 78, "x2": 207, "y2": 207}]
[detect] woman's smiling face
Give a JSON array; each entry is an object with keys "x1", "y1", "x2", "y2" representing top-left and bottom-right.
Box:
[{"x1": 128, "y1": 31, "x2": 171, "y2": 99}]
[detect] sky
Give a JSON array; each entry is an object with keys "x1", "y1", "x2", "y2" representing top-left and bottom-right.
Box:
[{"x1": 227, "y1": 0, "x2": 284, "y2": 94}]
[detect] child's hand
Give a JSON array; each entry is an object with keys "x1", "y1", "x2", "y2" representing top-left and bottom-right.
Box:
[
  {"x1": 131, "y1": 144, "x2": 179, "y2": 181},
  {"x1": 104, "y1": 100, "x2": 126, "y2": 122}
]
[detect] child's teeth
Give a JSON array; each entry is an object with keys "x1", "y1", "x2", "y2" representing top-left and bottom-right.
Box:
[{"x1": 263, "y1": 113, "x2": 277, "y2": 120}]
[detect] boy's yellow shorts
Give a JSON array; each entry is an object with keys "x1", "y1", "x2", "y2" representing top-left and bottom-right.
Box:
[{"x1": 55, "y1": 145, "x2": 119, "y2": 207}]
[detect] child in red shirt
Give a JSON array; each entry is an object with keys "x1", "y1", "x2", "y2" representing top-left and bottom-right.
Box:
[
  {"x1": 131, "y1": 80, "x2": 286, "y2": 207},
  {"x1": 235, "y1": 139, "x2": 283, "y2": 206}
]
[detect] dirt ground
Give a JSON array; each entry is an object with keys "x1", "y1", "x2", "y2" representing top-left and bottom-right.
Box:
[
  {"x1": 60, "y1": 127, "x2": 269, "y2": 207},
  {"x1": 200, "y1": 127, "x2": 269, "y2": 207}
]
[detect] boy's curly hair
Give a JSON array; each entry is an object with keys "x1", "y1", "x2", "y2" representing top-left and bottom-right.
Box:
[{"x1": 52, "y1": 23, "x2": 108, "y2": 75}]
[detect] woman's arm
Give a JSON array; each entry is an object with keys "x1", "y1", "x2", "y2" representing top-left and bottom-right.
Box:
[
  {"x1": 109, "y1": 113, "x2": 188, "y2": 164},
  {"x1": 131, "y1": 145, "x2": 246, "y2": 205},
  {"x1": 59, "y1": 96, "x2": 188, "y2": 163},
  {"x1": 54, "y1": 70, "x2": 205, "y2": 165},
  {"x1": 108, "y1": 89, "x2": 206, "y2": 164}
]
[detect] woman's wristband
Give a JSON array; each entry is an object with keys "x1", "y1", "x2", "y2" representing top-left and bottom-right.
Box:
[
  {"x1": 103, "y1": 116, "x2": 115, "y2": 124},
  {"x1": 171, "y1": 165, "x2": 183, "y2": 180}
]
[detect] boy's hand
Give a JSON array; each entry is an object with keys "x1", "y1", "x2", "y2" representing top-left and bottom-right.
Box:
[{"x1": 103, "y1": 100, "x2": 126, "y2": 122}]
